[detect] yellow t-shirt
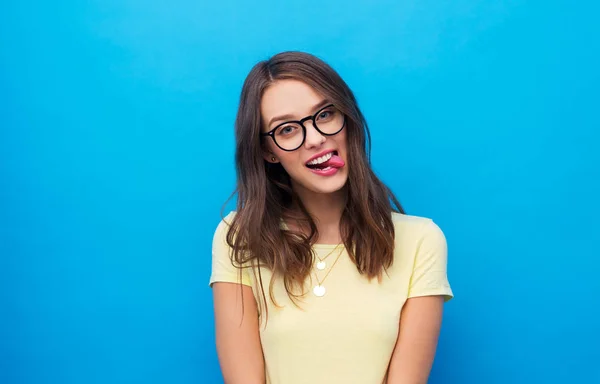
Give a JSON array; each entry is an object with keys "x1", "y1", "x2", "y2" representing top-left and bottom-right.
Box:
[{"x1": 209, "y1": 211, "x2": 454, "y2": 384}]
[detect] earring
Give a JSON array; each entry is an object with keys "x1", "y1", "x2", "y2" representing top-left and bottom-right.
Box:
[{"x1": 271, "y1": 156, "x2": 277, "y2": 162}]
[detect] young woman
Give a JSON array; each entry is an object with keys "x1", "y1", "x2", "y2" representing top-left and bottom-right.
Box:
[{"x1": 210, "y1": 51, "x2": 453, "y2": 384}]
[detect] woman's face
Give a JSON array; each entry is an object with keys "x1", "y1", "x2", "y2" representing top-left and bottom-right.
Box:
[{"x1": 261, "y1": 79, "x2": 349, "y2": 196}]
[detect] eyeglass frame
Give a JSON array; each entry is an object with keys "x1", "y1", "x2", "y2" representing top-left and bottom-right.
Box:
[{"x1": 260, "y1": 104, "x2": 346, "y2": 152}]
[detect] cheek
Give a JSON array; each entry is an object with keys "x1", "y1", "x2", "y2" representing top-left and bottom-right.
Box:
[
  {"x1": 270, "y1": 145, "x2": 288, "y2": 161},
  {"x1": 332, "y1": 132, "x2": 348, "y2": 153},
  {"x1": 278, "y1": 152, "x2": 302, "y2": 169},
  {"x1": 265, "y1": 141, "x2": 288, "y2": 161},
  {"x1": 340, "y1": 130, "x2": 348, "y2": 145},
  {"x1": 271, "y1": 149, "x2": 304, "y2": 175}
]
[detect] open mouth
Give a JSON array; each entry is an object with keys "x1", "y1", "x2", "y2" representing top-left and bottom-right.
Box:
[
  {"x1": 305, "y1": 151, "x2": 344, "y2": 173},
  {"x1": 306, "y1": 150, "x2": 336, "y2": 170}
]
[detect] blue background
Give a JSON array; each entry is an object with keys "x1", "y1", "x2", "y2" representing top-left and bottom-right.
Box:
[{"x1": 1, "y1": 1, "x2": 598, "y2": 383}]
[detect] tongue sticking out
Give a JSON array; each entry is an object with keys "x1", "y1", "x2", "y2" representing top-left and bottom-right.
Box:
[
  {"x1": 324, "y1": 154, "x2": 345, "y2": 168},
  {"x1": 310, "y1": 154, "x2": 345, "y2": 169}
]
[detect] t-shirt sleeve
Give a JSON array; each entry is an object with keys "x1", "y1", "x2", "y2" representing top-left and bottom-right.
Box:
[
  {"x1": 209, "y1": 213, "x2": 252, "y2": 287},
  {"x1": 407, "y1": 220, "x2": 454, "y2": 301}
]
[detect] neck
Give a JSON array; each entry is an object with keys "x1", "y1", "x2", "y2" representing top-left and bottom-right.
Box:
[{"x1": 288, "y1": 183, "x2": 346, "y2": 244}]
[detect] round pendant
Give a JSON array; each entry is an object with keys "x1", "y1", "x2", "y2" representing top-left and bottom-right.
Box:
[
  {"x1": 313, "y1": 285, "x2": 326, "y2": 297},
  {"x1": 316, "y1": 261, "x2": 326, "y2": 270}
]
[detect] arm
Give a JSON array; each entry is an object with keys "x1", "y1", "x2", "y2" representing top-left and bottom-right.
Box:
[
  {"x1": 385, "y1": 295, "x2": 445, "y2": 384},
  {"x1": 386, "y1": 219, "x2": 453, "y2": 383},
  {"x1": 213, "y1": 282, "x2": 265, "y2": 384}
]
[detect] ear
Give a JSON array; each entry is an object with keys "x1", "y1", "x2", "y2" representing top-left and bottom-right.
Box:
[{"x1": 262, "y1": 149, "x2": 279, "y2": 164}]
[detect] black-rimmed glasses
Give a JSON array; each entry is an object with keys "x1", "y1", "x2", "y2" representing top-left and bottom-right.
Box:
[{"x1": 260, "y1": 104, "x2": 346, "y2": 151}]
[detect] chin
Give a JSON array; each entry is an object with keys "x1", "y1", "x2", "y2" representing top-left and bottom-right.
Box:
[{"x1": 300, "y1": 172, "x2": 349, "y2": 195}]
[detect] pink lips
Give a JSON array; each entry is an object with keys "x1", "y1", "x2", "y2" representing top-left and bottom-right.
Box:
[
  {"x1": 305, "y1": 150, "x2": 336, "y2": 164},
  {"x1": 306, "y1": 153, "x2": 345, "y2": 176},
  {"x1": 309, "y1": 166, "x2": 340, "y2": 176}
]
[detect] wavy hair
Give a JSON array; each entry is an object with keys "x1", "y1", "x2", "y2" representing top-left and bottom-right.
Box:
[{"x1": 224, "y1": 51, "x2": 404, "y2": 309}]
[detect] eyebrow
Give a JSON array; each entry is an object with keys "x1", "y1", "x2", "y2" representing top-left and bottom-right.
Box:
[{"x1": 267, "y1": 99, "x2": 331, "y2": 128}]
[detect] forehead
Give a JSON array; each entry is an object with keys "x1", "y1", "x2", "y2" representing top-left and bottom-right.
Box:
[{"x1": 261, "y1": 79, "x2": 325, "y2": 121}]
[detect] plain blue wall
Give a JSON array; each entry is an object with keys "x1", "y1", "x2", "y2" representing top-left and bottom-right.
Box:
[{"x1": 1, "y1": 1, "x2": 598, "y2": 383}]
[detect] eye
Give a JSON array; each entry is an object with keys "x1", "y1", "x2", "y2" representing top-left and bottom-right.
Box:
[
  {"x1": 316, "y1": 107, "x2": 336, "y2": 122},
  {"x1": 318, "y1": 111, "x2": 331, "y2": 119},
  {"x1": 276, "y1": 125, "x2": 298, "y2": 136}
]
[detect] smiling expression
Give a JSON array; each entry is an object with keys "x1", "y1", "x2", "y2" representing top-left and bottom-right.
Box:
[{"x1": 261, "y1": 79, "x2": 349, "y2": 196}]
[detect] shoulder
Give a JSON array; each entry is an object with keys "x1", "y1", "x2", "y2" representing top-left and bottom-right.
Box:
[
  {"x1": 390, "y1": 211, "x2": 445, "y2": 242},
  {"x1": 211, "y1": 211, "x2": 239, "y2": 253},
  {"x1": 219, "y1": 210, "x2": 238, "y2": 225},
  {"x1": 389, "y1": 211, "x2": 448, "y2": 263},
  {"x1": 210, "y1": 210, "x2": 254, "y2": 287},
  {"x1": 213, "y1": 211, "x2": 237, "y2": 237},
  {"x1": 390, "y1": 213, "x2": 453, "y2": 300}
]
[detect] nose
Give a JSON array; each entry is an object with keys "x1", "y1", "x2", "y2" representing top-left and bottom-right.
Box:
[{"x1": 303, "y1": 120, "x2": 326, "y2": 149}]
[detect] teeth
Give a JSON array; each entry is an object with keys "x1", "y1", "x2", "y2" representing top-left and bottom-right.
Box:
[
  {"x1": 307, "y1": 152, "x2": 333, "y2": 166},
  {"x1": 311, "y1": 166, "x2": 332, "y2": 172}
]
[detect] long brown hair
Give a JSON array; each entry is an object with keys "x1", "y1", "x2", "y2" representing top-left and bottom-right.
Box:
[{"x1": 224, "y1": 51, "x2": 404, "y2": 308}]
